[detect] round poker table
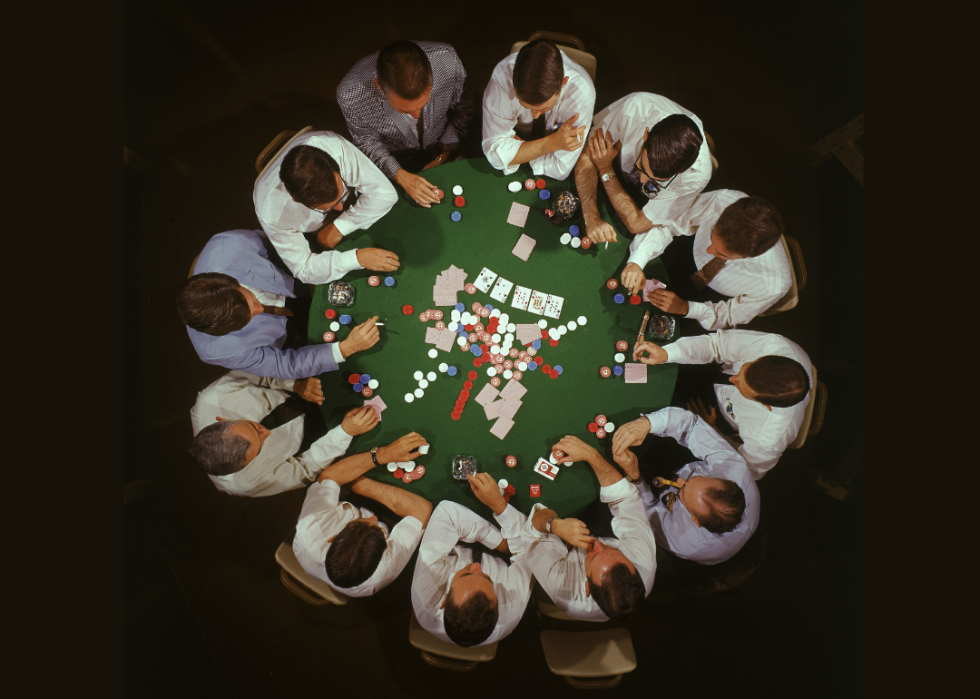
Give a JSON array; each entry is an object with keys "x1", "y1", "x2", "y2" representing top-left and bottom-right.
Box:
[{"x1": 309, "y1": 158, "x2": 679, "y2": 521}]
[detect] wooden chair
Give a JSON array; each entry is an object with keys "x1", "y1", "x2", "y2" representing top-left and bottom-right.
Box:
[
  {"x1": 255, "y1": 125, "x2": 314, "y2": 180},
  {"x1": 705, "y1": 131, "x2": 720, "y2": 173},
  {"x1": 788, "y1": 367, "x2": 828, "y2": 450},
  {"x1": 274, "y1": 540, "x2": 348, "y2": 606},
  {"x1": 408, "y1": 609, "x2": 497, "y2": 671},
  {"x1": 510, "y1": 32, "x2": 596, "y2": 82},
  {"x1": 760, "y1": 234, "x2": 807, "y2": 316}
]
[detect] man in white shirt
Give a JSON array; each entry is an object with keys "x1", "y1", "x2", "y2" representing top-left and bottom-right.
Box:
[
  {"x1": 482, "y1": 38, "x2": 595, "y2": 181},
  {"x1": 521, "y1": 435, "x2": 656, "y2": 622},
  {"x1": 411, "y1": 473, "x2": 531, "y2": 647},
  {"x1": 575, "y1": 92, "x2": 713, "y2": 245},
  {"x1": 624, "y1": 190, "x2": 793, "y2": 330},
  {"x1": 253, "y1": 130, "x2": 401, "y2": 283},
  {"x1": 189, "y1": 372, "x2": 379, "y2": 498},
  {"x1": 611, "y1": 407, "x2": 759, "y2": 565},
  {"x1": 633, "y1": 329, "x2": 812, "y2": 479},
  {"x1": 293, "y1": 431, "x2": 433, "y2": 598}
]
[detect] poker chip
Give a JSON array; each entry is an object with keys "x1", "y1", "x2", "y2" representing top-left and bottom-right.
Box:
[
  {"x1": 600, "y1": 366, "x2": 612, "y2": 377},
  {"x1": 352, "y1": 382, "x2": 363, "y2": 393},
  {"x1": 560, "y1": 232, "x2": 571, "y2": 245},
  {"x1": 447, "y1": 366, "x2": 458, "y2": 376},
  {"x1": 367, "y1": 276, "x2": 381, "y2": 287},
  {"x1": 614, "y1": 352, "x2": 626, "y2": 363},
  {"x1": 540, "y1": 190, "x2": 551, "y2": 200},
  {"x1": 557, "y1": 325, "x2": 567, "y2": 336},
  {"x1": 526, "y1": 361, "x2": 537, "y2": 371},
  {"x1": 537, "y1": 319, "x2": 548, "y2": 329},
  {"x1": 486, "y1": 367, "x2": 497, "y2": 377},
  {"x1": 554, "y1": 365, "x2": 563, "y2": 375},
  {"x1": 503, "y1": 369, "x2": 513, "y2": 379},
  {"x1": 385, "y1": 276, "x2": 396, "y2": 287},
  {"x1": 505, "y1": 455, "x2": 517, "y2": 467},
  {"x1": 613, "y1": 294, "x2": 625, "y2": 304},
  {"x1": 414, "y1": 370, "x2": 424, "y2": 380},
  {"x1": 613, "y1": 365, "x2": 624, "y2": 376},
  {"x1": 570, "y1": 237, "x2": 581, "y2": 248},
  {"x1": 329, "y1": 321, "x2": 340, "y2": 332},
  {"x1": 427, "y1": 371, "x2": 437, "y2": 381},
  {"x1": 503, "y1": 360, "x2": 513, "y2": 370},
  {"x1": 569, "y1": 225, "x2": 580, "y2": 236},
  {"x1": 629, "y1": 295, "x2": 642, "y2": 305},
  {"x1": 454, "y1": 196, "x2": 466, "y2": 207},
  {"x1": 451, "y1": 411, "x2": 461, "y2": 420},
  {"x1": 588, "y1": 422, "x2": 598, "y2": 433},
  {"x1": 413, "y1": 466, "x2": 426, "y2": 478},
  {"x1": 512, "y1": 371, "x2": 523, "y2": 380},
  {"x1": 360, "y1": 374, "x2": 371, "y2": 382},
  {"x1": 595, "y1": 415, "x2": 607, "y2": 427},
  {"x1": 405, "y1": 393, "x2": 415, "y2": 403},
  {"x1": 465, "y1": 283, "x2": 477, "y2": 294},
  {"x1": 325, "y1": 309, "x2": 338, "y2": 319},
  {"x1": 434, "y1": 189, "x2": 444, "y2": 199},
  {"x1": 581, "y1": 237, "x2": 592, "y2": 249},
  {"x1": 595, "y1": 428, "x2": 607, "y2": 439},
  {"x1": 535, "y1": 178, "x2": 546, "y2": 189},
  {"x1": 428, "y1": 348, "x2": 439, "y2": 359},
  {"x1": 616, "y1": 340, "x2": 629, "y2": 351},
  {"x1": 506, "y1": 322, "x2": 516, "y2": 332},
  {"x1": 348, "y1": 374, "x2": 361, "y2": 385},
  {"x1": 549, "y1": 369, "x2": 559, "y2": 378},
  {"x1": 549, "y1": 339, "x2": 559, "y2": 347},
  {"x1": 416, "y1": 310, "x2": 427, "y2": 321},
  {"x1": 455, "y1": 302, "x2": 465, "y2": 312},
  {"x1": 497, "y1": 478, "x2": 508, "y2": 489},
  {"x1": 524, "y1": 178, "x2": 536, "y2": 190},
  {"x1": 577, "y1": 316, "x2": 588, "y2": 325},
  {"x1": 323, "y1": 331, "x2": 335, "y2": 342},
  {"x1": 393, "y1": 468, "x2": 405, "y2": 479},
  {"x1": 361, "y1": 387, "x2": 373, "y2": 397},
  {"x1": 435, "y1": 321, "x2": 446, "y2": 330},
  {"x1": 606, "y1": 279, "x2": 619, "y2": 290},
  {"x1": 414, "y1": 388, "x2": 424, "y2": 398},
  {"x1": 368, "y1": 379, "x2": 379, "y2": 389},
  {"x1": 340, "y1": 314, "x2": 353, "y2": 325},
  {"x1": 452, "y1": 185, "x2": 463, "y2": 196},
  {"x1": 418, "y1": 379, "x2": 429, "y2": 389},
  {"x1": 490, "y1": 376, "x2": 501, "y2": 387},
  {"x1": 567, "y1": 322, "x2": 578, "y2": 332},
  {"x1": 495, "y1": 364, "x2": 505, "y2": 375},
  {"x1": 451, "y1": 211, "x2": 461, "y2": 221},
  {"x1": 387, "y1": 462, "x2": 398, "y2": 473},
  {"x1": 418, "y1": 445, "x2": 430, "y2": 455},
  {"x1": 460, "y1": 342, "x2": 470, "y2": 351},
  {"x1": 605, "y1": 422, "x2": 616, "y2": 433},
  {"x1": 402, "y1": 474, "x2": 414, "y2": 483},
  {"x1": 508, "y1": 181, "x2": 522, "y2": 193}
]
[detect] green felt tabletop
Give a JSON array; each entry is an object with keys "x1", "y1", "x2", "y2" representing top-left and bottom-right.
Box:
[{"x1": 309, "y1": 158, "x2": 680, "y2": 521}]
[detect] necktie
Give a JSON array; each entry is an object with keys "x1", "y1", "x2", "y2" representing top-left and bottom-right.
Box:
[
  {"x1": 260, "y1": 396, "x2": 305, "y2": 430},
  {"x1": 471, "y1": 547, "x2": 483, "y2": 567},
  {"x1": 262, "y1": 305, "x2": 293, "y2": 317},
  {"x1": 416, "y1": 108, "x2": 425, "y2": 147},
  {"x1": 689, "y1": 256, "x2": 727, "y2": 290}
]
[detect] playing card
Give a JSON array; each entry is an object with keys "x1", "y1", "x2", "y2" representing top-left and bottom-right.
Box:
[
  {"x1": 533, "y1": 457, "x2": 558, "y2": 481},
  {"x1": 496, "y1": 398, "x2": 522, "y2": 421},
  {"x1": 489, "y1": 276, "x2": 514, "y2": 303},
  {"x1": 624, "y1": 362, "x2": 648, "y2": 384},
  {"x1": 506, "y1": 202, "x2": 530, "y2": 228},
  {"x1": 642, "y1": 278, "x2": 667, "y2": 303},
  {"x1": 474, "y1": 267, "x2": 498, "y2": 293},
  {"x1": 475, "y1": 383, "x2": 500, "y2": 407},
  {"x1": 483, "y1": 399, "x2": 503, "y2": 421},
  {"x1": 499, "y1": 379, "x2": 527, "y2": 402},
  {"x1": 511, "y1": 285, "x2": 532, "y2": 311},
  {"x1": 489, "y1": 416, "x2": 515, "y2": 440},
  {"x1": 543, "y1": 294, "x2": 564, "y2": 320},
  {"x1": 528, "y1": 290, "x2": 548, "y2": 315},
  {"x1": 515, "y1": 323, "x2": 540, "y2": 345},
  {"x1": 511, "y1": 233, "x2": 537, "y2": 262}
]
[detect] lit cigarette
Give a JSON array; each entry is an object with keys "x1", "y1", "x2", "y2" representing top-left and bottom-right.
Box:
[{"x1": 375, "y1": 322, "x2": 385, "y2": 326}]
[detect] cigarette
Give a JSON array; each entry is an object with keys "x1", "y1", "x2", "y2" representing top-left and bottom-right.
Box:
[
  {"x1": 604, "y1": 242, "x2": 609, "y2": 249},
  {"x1": 375, "y1": 322, "x2": 385, "y2": 326}
]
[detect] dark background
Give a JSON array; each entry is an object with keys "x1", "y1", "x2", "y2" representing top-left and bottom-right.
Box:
[{"x1": 123, "y1": 1, "x2": 863, "y2": 696}]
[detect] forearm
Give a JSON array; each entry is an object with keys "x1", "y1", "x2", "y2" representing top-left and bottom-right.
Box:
[
  {"x1": 599, "y1": 169, "x2": 652, "y2": 234},
  {"x1": 508, "y1": 133, "x2": 558, "y2": 166},
  {"x1": 586, "y1": 450, "x2": 624, "y2": 488},
  {"x1": 531, "y1": 507, "x2": 560, "y2": 533},
  {"x1": 351, "y1": 478, "x2": 433, "y2": 527},
  {"x1": 316, "y1": 452, "x2": 375, "y2": 485},
  {"x1": 575, "y1": 151, "x2": 602, "y2": 223}
]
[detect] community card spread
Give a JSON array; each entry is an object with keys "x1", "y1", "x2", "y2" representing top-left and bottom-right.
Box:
[
  {"x1": 489, "y1": 276, "x2": 514, "y2": 303},
  {"x1": 511, "y1": 285, "x2": 532, "y2": 311},
  {"x1": 474, "y1": 267, "x2": 498, "y2": 293},
  {"x1": 543, "y1": 294, "x2": 564, "y2": 320},
  {"x1": 528, "y1": 290, "x2": 548, "y2": 315},
  {"x1": 533, "y1": 457, "x2": 559, "y2": 481},
  {"x1": 506, "y1": 202, "x2": 531, "y2": 228}
]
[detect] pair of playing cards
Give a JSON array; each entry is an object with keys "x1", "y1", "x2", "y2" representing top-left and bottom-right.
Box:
[{"x1": 474, "y1": 267, "x2": 515, "y2": 304}]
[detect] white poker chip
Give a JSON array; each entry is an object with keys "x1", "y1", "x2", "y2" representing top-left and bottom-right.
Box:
[
  {"x1": 517, "y1": 361, "x2": 528, "y2": 371},
  {"x1": 548, "y1": 328, "x2": 560, "y2": 341},
  {"x1": 448, "y1": 321, "x2": 459, "y2": 332},
  {"x1": 503, "y1": 369, "x2": 513, "y2": 379},
  {"x1": 498, "y1": 478, "x2": 508, "y2": 489},
  {"x1": 413, "y1": 370, "x2": 424, "y2": 380},
  {"x1": 490, "y1": 344, "x2": 501, "y2": 355},
  {"x1": 486, "y1": 367, "x2": 497, "y2": 377},
  {"x1": 387, "y1": 463, "x2": 398, "y2": 472},
  {"x1": 499, "y1": 486, "x2": 506, "y2": 496},
  {"x1": 451, "y1": 309, "x2": 461, "y2": 322},
  {"x1": 490, "y1": 308, "x2": 502, "y2": 318},
  {"x1": 404, "y1": 393, "x2": 415, "y2": 403},
  {"x1": 506, "y1": 323, "x2": 516, "y2": 333},
  {"x1": 452, "y1": 185, "x2": 463, "y2": 196},
  {"x1": 368, "y1": 379, "x2": 379, "y2": 389},
  {"x1": 427, "y1": 371, "x2": 437, "y2": 381},
  {"x1": 492, "y1": 333, "x2": 502, "y2": 343},
  {"x1": 439, "y1": 362, "x2": 449, "y2": 372},
  {"x1": 418, "y1": 444, "x2": 430, "y2": 455},
  {"x1": 559, "y1": 232, "x2": 572, "y2": 245},
  {"x1": 508, "y1": 181, "x2": 522, "y2": 193},
  {"x1": 498, "y1": 313, "x2": 510, "y2": 326},
  {"x1": 428, "y1": 348, "x2": 438, "y2": 359},
  {"x1": 504, "y1": 332, "x2": 514, "y2": 342},
  {"x1": 614, "y1": 352, "x2": 626, "y2": 363},
  {"x1": 414, "y1": 388, "x2": 424, "y2": 398},
  {"x1": 457, "y1": 337, "x2": 467, "y2": 347},
  {"x1": 570, "y1": 237, "x2": 582, "y2": 249},
  {"x1": 330, "y1": 321, "x2": 340, "y2": 332},
  {"x1": 419, "y1": 379, "x2": 429, "y2": 389},
  {"x1": 558, "y1": 325, "x2": 567, "y2": 335},
  {"x1": 568, "y1": 321, "x2": 578, "y2": 331},
  {"x1": 538, "y1": 319, "x2": 548, "y2": 329},
  {"x1": 605, "y1": 422, "x2": 615, "y2": 433},
  {"x1": 549, "y1": 454, "x2": 559, "y2": 465},
  {"x1": 577, "y1": 316, "x2": 588, "y2": 325},
  {"x1": 403, "y1": 460, "x2": 416, "y2": 470}
]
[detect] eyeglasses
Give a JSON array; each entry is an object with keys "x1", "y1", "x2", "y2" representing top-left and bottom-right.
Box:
[
  {"x1": 633, "y1": 149, "x2": 678, "y2": 199},
  {"x1": 314, "y1": 181, "x2": 349, "y2": 215}
]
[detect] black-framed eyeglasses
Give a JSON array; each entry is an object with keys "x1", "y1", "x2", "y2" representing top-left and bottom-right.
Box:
[
  {"x1": 633, "y1": 151, "x2": 678, "y2": 199},
  {"x1": 314, "y1": 181, "x2": 349, "y2": 215}
]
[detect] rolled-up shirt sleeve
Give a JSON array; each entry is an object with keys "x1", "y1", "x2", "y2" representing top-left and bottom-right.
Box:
[{"x1": 482, "y1": 73, "x2": 523, "y2": 175}]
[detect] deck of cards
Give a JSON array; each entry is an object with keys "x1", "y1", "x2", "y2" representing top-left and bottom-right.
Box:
[{"x1": 533, "y1": 457, "x2": 560, "y2": 481}]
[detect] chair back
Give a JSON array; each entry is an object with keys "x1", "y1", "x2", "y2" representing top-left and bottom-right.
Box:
[
  {"x1": 788, "y1": 367, "x2": 828, "y2": 449},
  {"x1": 510, "y1": 32, "x2": 596, "y2": 82},
  {"x1": 539, "y1": 628, "x2": 637, "y2": 689},
  {"x1": 274, "y1": 540, "x2": 348, "y2": 606},
  {"x1": 408, "y1": 609, "x2": 497, "y2": 671},
  {"x1": 761, "y1": 234, "x2": 806, "y2": 316},
  {"x1": 255, "y1": 125, "x2": 315, "y2": 181}
]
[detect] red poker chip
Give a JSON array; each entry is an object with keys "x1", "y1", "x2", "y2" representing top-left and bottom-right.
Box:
[
  {"x1": 535, "y1": 178, "x2": 546, "y2": 189},
  {"x1": 504, "y1": 494, "x2": 511, "y2": 502},
  {"x1": 479, "y1": 308, "x2": 490, "y2": 318},
  {"x1": 413, "y1": 466, "x2": 426, "y2": 478},
  {"x1": 348, "y1": 374, "x2": 360, "y2": 384},
  {"x1": 505, "y1": 455, "x2": 517, "y2": 467},
  {"x1": 464, "y1": 380, "x2": 474, "y2": 390},
  {"x1": 393, "y1": 468, "x2": 405, "y2": 479},
  {"x1": 503, "y1": 360, "x2": 513, "y2": 370},
  {"x1": 490, "y1": 376, "x2": 501, "y2": 387},
  {"x1": 629, "y1": 295, "x2": 642, "y2": 305},
  {"x1": 472, "y1": 302, "x2": 482, "y2": 312},
  {"x1": 460, "y1": 342, "x2": 470, "y2": 351},
  {"x1": 454, "y1": 196, "x2": 465, "y2": 207},
  {"x1": 581, "y1": 237, "x2": 592, "y2": 249},
  {"x1": 468, "y1": 371, "x2": 478, "y2": 380},
  {"x1": 473, "y1": 358, "x2": 483, "y2": 368},
  {"x1": 367, "y1": 276, "x2": 381, "y2": 287},
  {"x1": 552, "y1": 449, "x2": 565, "y2": 461},
  {"x1": 534, "y1": 356, "x2": 543, "y2": 365},
  {"x1": 541, "y1": 364, "x2": 552, "y2": 373},
  {"x1": 606, "y1": 279, "x2": 618, "y2": 290},
  {"x1": 465, "y1": 284, "x2": 477, "y2": 294},
  {"x1": 323, "y1": 331, "x2": 336, "y2": 342},
  {"x1": 435, "y1": 188, "x2": 444, "y2": 199},
  {"x1": 541, "y1": 329, "x2": 550, "y2": 339},
  {"x1": 460, "y1": 389, "x2": 470, "y2": 399},
  {"x1": 474, "y1": 323, "x2": 485, "y2": 334},
  {"x1": 418, "y1": 311, "x2": 429, "y2": 321},
  {"x1": 505, "y1": 484, "x2": 516, "y2": 496},
  {"x1": 616, "y1": 340, "x2": 629, "y2": 351},
  {"x1": 325, "y1": 309, "x2": 337, "y2": 319},
  {"x1": 495, "y1": 365, "x2": 505, "y2": 375},
  {"x1": 549, "y1": 339, "x2": 559, "y2": 347},
  {"x1": 402, "y1": 474, "x2": 414, "y2": 483},
  {"x1": 600, "y1": 366, "x2": 612, "y2": 377},
  {"x1": 508, "y1": 348, "x2": 519, "y2": 358},
  {"x1": 361, "y1": 387, "x2": 373, "y2": 397},
  {"x1": 595, "y1": 415, "x2": 607, "y2": 426},
  {"x1": 524, "y1": 178, "x2": 536, "y2": 190},
  {"x1": 431, "y1": 310, "x2": 444, "y2": 320},
  {"x1": 512, "y1": 371, "x2": 523, "y2": 380},
  {"x1": 468, "y1": 333, "x2": 478, "y2": 343},
  {"x1": 596, "y1": 428, "x2": 607, "y2": 439},
  {"x1": 549, "y1": 370, "x2": 559, "y2": 379},
  {"x1": 435, "y1": 321, "x2": 446, "y2": 330},
  {"x1": 451, "y1": 412, "x2": 462, "y2": 420},
  {"x1": 588, "y1": 422, "x2": 599, "y2": 433}
]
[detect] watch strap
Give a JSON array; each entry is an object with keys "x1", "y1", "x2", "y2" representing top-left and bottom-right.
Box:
[{"x1": 370, "y1": 447, "x2": 379, "y2": 466}]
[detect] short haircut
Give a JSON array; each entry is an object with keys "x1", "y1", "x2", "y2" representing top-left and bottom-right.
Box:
[
  {"x1": 280, "y1": 145, "x2": 341, "y2": 209},
  {"x1": 745, "y1": 355, "x2": 811, "y2": 407},
  {"x1": 589, "y1": 562, "x2": 646, "y2": 619},
  {"x1": 376, "y1": 41, "x2": 432, "y2": 100},
  {"x1": 513, "y1": 38, "x2": 564, "y2": 105},
  {"x1": 325, "y1": 522, "x2": 387, "y2": 589},
  {"x1": 444, "y1": 590, "x2": 498, "y2": 647},
  {"x1": 177, "y1": 272, "x2": 251, "y2": 336},
  {"x1": 713, "y1": 196, "x2": 784, "y2": 258},
  {"x1": 188, "y1": 421, "x2": 250, "y2": 476},
  {"x1": 645, "y1": 114, "x2": 704, "y2": 179},
  {"x1": 700, "y1": 480, "x2": 747, "y2": 534}
]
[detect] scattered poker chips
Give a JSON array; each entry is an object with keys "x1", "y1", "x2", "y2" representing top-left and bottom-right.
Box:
[
  {"x1": 599, "y1": 366, "x2": 612, "y2": 378},
  {"x1": 614, "y1": 352, "x2": 626, "y2": 363},
  {"x1": 452, "y1": 185, "x2": 463, "y2": 196},
  {"x1": 403, "y1": 304, "x2": 415, "y2": 315},
  {"x1": 613, "y1": 365, "x2": 624, "y2": 376},
  {"x1": 595, "y1": 415, "x2": 607, "y2": 427},
  {"x1": 629, "y1": 295, "x2": 642, "y2": 305},
  {"x1": 606, "y1": 279, "x2": 618, "y2": 290},
  {"x1": 384, "y1": 276, "x2": 396, "y2": 287},
  {"x1": 535, "y1": 179, "x2": 546, "y2": 189},
  {"x1": 616, "y1": 340, "x2": 629, "y2": 351},
  {"x1": 570, "y1": 237, "x2": 581, "y2": 249},
  {"x1": 524, "y1": 179, "x2": 536, "y2": 191},
  {"x1": 613, "y1": 293, "x2": 625, "y2": 304},
  {"x1": 539, "y1": 189, "x2": 550, "y2": 200},
  {"x1": 454, "y1": 196, "x2": 465, "y2": 207},
  {"x1": 508, "y1": 181, "x2": 522, "y2": 193},
  {"x1": 368, "y1": 276, "x2": 381, "y2": 287},
  {"x1": 323, "y1": 331, "x2": 335, "y2": 342},
  {"x1": 329, "y1": 321, "x2": 340, "y2": 331},
  {"x1": 324, "y1": 309, "x2": 338, "y2": 319},
  {"x1": 505, "y1": 455, "x2": 517, "y2": 467},
  {"x1": 569, "y1": 225, "x2": 580, "y2": 236},
  {"x1": 339, "y1": 314, "x2": 353, "y2": 325},
  {"x1": 465, "y1": 283, "x2": 477, "y2": 294},
  {"x1": 581, "y1": 237, "x2": 593, "y2": 249},
  {"x1": 596, "y1": 428, "x2": 607, "y2": 439}
]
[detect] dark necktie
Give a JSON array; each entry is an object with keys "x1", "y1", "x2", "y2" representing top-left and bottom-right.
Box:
[
  {"x1": 262, "y1": 305, "x2": 293, "y2": 317},
  {"x1": 530, "y1": 114, "x2": 546, "y2": 141},
  {"x1": 689, "y1": 256, "x2": 727, "y2": 290},
  {"x1": 472, "y1": 546, "x2": 483, "y2": 567},
  {"x1": 260, "y1": 396, "x2": 306, "y2": 430}
]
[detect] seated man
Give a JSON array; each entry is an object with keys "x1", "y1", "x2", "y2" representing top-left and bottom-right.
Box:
[
  {"x1": 633, "y1": 329, "x2": 812, "y2": 479},
  {"x1": 293, "y1": 431, "x2": 433, "y2": 597},
  {"x1": 338, "y1": 40, "x2": 474, "y2": 209},
  {"x1": 190, "y1": 376, "x2": 378, "y2": 498},
  {"x1": 576, "y1": 92, "x2": 713, "y2": 247},
  {"x1": 411, "y1": 473, "x2": 531, "y2": 647},
  {"x1": 611, "y1": 407, "x2": 760, "y2": 565},
  {"x1": 253, "y1": 130, "x2": 401, "y2": 279},
  {"x1": 625, "y1": 190, "x2": 792, "y2": 330},
  {"x1": 522, "y1": 435, "x2": 656, "y2": 622},
  {"x1": 178, "y1": 229, "x2": 381, "y2": 380},
  {"x1": 482, "y1": 38, "x2": 595, "y2": 181}
]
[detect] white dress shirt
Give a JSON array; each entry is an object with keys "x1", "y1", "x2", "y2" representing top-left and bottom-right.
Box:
[
  {"x1": 411, "y1": 501, "x2": 531, "y2": 646},
  {"x1": 521, "y1": 479, "x2": 657, "y2": 622},
  {"x1": 664, "y1": 329, "x2": 813, "y2": 479},
  {"x1": 482, "y1": 51, "x2": 595, "y2": 180},
  {"x1": 628, "y1": 190, "x2": 792, "y2": 329},
  {"x1": 591, "y1": 92, "x2": 713, "y2": 239},
  {"x1": 189, "y1": 370, "x2": 353, "y2": 497},
  {"x1": 293, "y1": 479, "x2": 424, "y2": 598},
  {"x1": 253, "y1": 130, "x2": 397, "y2": 285},
  {"x1": 639, "y1": 407, "x2": 759, "y2": 565}
]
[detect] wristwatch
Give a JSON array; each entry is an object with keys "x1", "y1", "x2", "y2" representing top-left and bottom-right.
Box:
[
  {"x1": 435, "y1": 155, "x2": 445, "y2": 164},
  {"x1": 600, "y1": 172, "x2": 614, "y2": 183},
  {"x1": 370, "y1": 447, "x2": 380, "y2": 466},
  {"x1": 545, "y1": 516, "x2": 560, "y2": 534}
]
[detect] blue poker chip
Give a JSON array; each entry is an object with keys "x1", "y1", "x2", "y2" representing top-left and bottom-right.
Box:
[
  {"x1": 455, "y1": 302, "x2": 465, "y2": 312},
  {"x1": 353, "y1": 382, "x2": 364, "y2": 392},
  {"x1": 384, "y1": 276, "x2": 395, "y2": 287},
  {"x1": 613, "y1": 293, "x2": 625, "y2": 304},
  {"x1": 569, "y1": 225, "x2": 580, "y2": 236},
  {"x1": 613, "y1": 365, "x2": 624, "y2": 376},
  {"x1": 339, "y1": 314, "x2": 353, "y2": 324},
  {"x1": 554, "y1": 365, "x2": 563, "y2": 375},
  {"x1": 447, "y1": 365, "x2": 458, "y2": 376},
  {"x1": 527, "y1": 361, "x2": 537, "y2": 371},
  {"x1": 471, "y1": 345, "x2": 483, "y2": 357},
  {"x1": 359, "y1": 374, "x2": 371, "y2": 383},
  {"x1": 451, "y1": 211, "x2": 462, "y2": 221},
  {"x1": 458, "y1": 329, "x2": 469, "y2": 338},
  {"x1": 531, "y1": 339, "x2": 542, "y2": 350},
  {"x1": 485, "y1": 304, "x2": 494, "y2": 311},
  {"x1": 539, "y1": 190, "x2": 550, "y2": 200}
]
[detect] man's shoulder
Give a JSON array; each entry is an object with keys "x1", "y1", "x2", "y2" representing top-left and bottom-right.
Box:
[
  {"x1": 418, "y1": 41, "x2": 460, "y2": 61},
  {"x1": 337, "y1": 55, "x2": 381, "y2": 102}
]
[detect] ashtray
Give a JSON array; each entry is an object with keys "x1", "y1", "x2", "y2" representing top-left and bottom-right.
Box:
[
  {"x1": 328, "y1": 281, "x2": 355, "y2": 307},
  {"x1": 451, "y1": 455, "x2": 481, "y2": 481},
  {"x1": 647, "y1": 314, "x2": 676, "y2": 340}
]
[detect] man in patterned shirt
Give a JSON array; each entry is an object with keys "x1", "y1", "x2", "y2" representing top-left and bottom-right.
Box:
[{"x1": 337, "y1": 41, "x2": 474, "y2": 209}]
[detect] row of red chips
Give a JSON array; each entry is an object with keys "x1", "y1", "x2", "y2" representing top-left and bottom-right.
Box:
[{"x1": 451, "y1": 377, "x2": 476, "y2": 420}]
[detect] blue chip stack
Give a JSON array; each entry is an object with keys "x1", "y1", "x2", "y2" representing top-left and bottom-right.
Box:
[
  {"x1": 353, "y1": 382, "x2": 364, "y2": 392},
  {"x1": 540, "y1": 190, "x2": 550, "y2": 200},
  {"x1": 569, "y1": 225, "x2": 580, "y2": 237},
  {"x1": 531, "y1": 339, "x2": 542, "y2": 350},
  {"x1": 470, "y1": 345, "x2": 483, "y2": 357},
  {"x1": 447, "y1": 366, "x2": 458, "y2": 377},
  {"x1": 554, "y1": 365, "x2": 564, "y2": 375},
  {"x1": 451, "y1": 211, "x2": 462, "y2": 221},
  {"x1": 455, "y1": 302, "x2": 465, "y2": 312},
  {"x1": 339, "y1": 314, "x2": 353, "y2": 324},
  {"x1": 527, "y1": 361, "x2": 537, "y2": 371},
  {"x1": 360, "y1": 374, "x2": 371, "y2": 383}
]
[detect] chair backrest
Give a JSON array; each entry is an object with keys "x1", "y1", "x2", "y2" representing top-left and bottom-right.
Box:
[
  {"x1": 539, "y1": 628, "x2": 637, "y2": 688},
  {"x1": 510, "y1": 31, "x2": 596, "y2": 83},
  {"x1": 255, "y1": 125, "x2": 315, "y2": 182},
  {"x1": 408, "y1": 609, "x2": 497, "y2": 670},
  {"x1": 274, "y1": 540, "x2": 348, "y2": 606},
  {"x1": 760, "y1": 234, "x2": 805, "y2": 316},
  {"x1": 788, "y1": 366, "x2": 828, "y2": 450}
]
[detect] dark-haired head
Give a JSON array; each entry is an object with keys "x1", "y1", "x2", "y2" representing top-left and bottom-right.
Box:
[
  {"x1": 712, "y1": 196, "x2": 784, "y2": 258},
  {"x1": 376, "y1": 41, "x2": 432, "y2": 101},
  {"x1": 644, "y1": 114, "x2": 704, "y2": 179},
  {"x1": 325, "y1": 520, "x2": 387, "y2": 589},
  {"x1": 280, "y1": 145, "x2": 343, "y2": 210},
  {"x1": 188, "y1": 420, "x2": 250, "y2": 476},
  {"x1": 177, "y1": 272, "x2": 251, "y2": 336},
  {"x1": 513, "y1": 38, "x2": 565, "y2": 106},
  {"x1": 444, "y1": 589, "x2": 498, "y2": 647},
  {"x1": 743, "y1": 356, "x2": 810, "y2": 408},
  {"x1": 699, "y1": 480, "x2": 746, "y2": 534},
  {"x1": 589, "y1": 562, "x2": 646, "y2": 620}
]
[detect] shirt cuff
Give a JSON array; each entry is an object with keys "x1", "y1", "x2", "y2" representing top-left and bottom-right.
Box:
[
  {"x1": 308, "y1": 425, "x2": 354, "y2": 467},
  {"x1": 493, "y1": 503, "x2": 523, "y2": 540},
  {"x1": 645, "y1": 410, "x2": 670, "y2": 435},
  {"x1": 333, "y1": 215, "x2": 354, "y2": 237},
  {"x1": 599, "y1": 478, "x2": 635, "y2": 504},
  {"x1": 332, "y1": 342, "x2": 345, "y2": 364},
  {"x1": 686, "y1": 301, "x2": 708, "y2": 323}
]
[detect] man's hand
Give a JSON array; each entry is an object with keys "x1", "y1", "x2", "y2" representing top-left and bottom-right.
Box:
[
  {"x1": 585, "y1": 215, "x2": 618, "y2": 244},
  {"x1": 338, "y1": 316, "x2": 380, "y2": 358},
  {"x1": 611, "y1": 416, "x2": 651, "y2": 456},
  {"x1": 317, "y1": 225, "x2": 344, "y2": 250},
  {"x1": 633, "y1": 340, "x2": 668, "y2": 365},
  {"x1": 552, "y1": 435, "x2": 598, "y2": 465},
  {"x1": 587, "y1": 127, "x2": 622, "y2": 172},
  {"x1": 687, "y1": 397, "x2": 718, "y2": 427},
  {"x1": 550, "y1": 113, "x2": 587, "y2": 152},
  {"x1": 394, "y1": 169, "x2": 441, "y2": 207},
  {"x1": 553, "y1": 517, "x2": 595, "y2": 550},
  {"x1": 377, "y1": 431, "x2": 428, "y2": 465},
  {"x1": 649, "y1": 289, "x2": 690, "y2": 316},
  {"x1": 467, "y1": 472, "x2": 507, "y2": 515},
  {"x1": 341, "y1": 406, "x2": 380, "y2": 436},
  {"x1": 356, "y1": 248, "x2": 400, "y2": 272},
  {"x1": 293, "y1": 377, "x2": 324, "y2": 405},
  {"x1": 621, "y1": 262, "x2": 646, "y2": 295},
  {"x1": 612, "y1": 447, "x2": 641, "y2": 483}
]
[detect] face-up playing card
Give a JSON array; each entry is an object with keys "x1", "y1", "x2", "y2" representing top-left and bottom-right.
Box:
[
  {"x1": 511, "y1": 285, "x2": 532, "y2": 311},
  {"x1": 543, "y1": 294, "x2": 564, "y2": 320},
  {"x1": 533, "y1": 457, "x2": 559, "y2": 481},
  {"x1": 528, "y1": 290, "x2": 548, "y2": 315},
  {"x1": 474, "y1": 267, "x2": 498, "y2": 293},
  {"x1": 489, "y1": 276, "x2": 514, "y2": 303}
]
